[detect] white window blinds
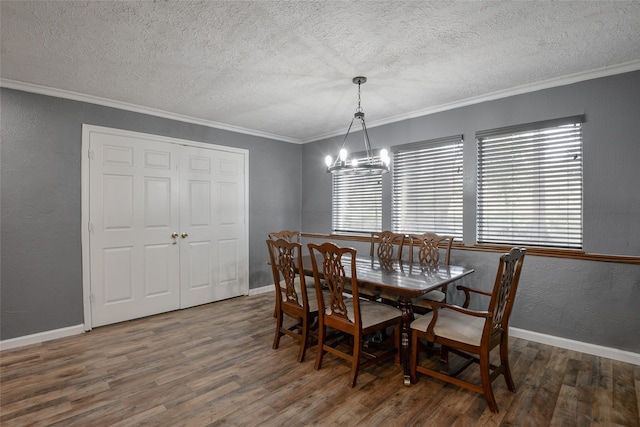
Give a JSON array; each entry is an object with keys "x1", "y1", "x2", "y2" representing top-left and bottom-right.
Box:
[
  {"x1": 332, "y1": 154, "x2": 383, "y2": 233},
  {"x1": 476, "y1": 116, "x2": 584, "y2": 249},
  {"x1": 392, "y1": 135, "x2": 464, "y2": 238}
]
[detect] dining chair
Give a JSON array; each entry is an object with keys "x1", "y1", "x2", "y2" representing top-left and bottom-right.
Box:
[
  {"x1": 409, "y1": 247, "x2": 526, "y2": 413},
  {"x1": 370, "y1": 231, "x2": 406, "y2": 267},
  {"x1": 308, "y1": 241, "x2": 402, "y2": 387},
  {"x1": 268, "y1": 230, "x2": 301, "y2": 243},
  {"x1": 267, "y1": 230, "x2": 305, "y2": 317},
  {"x1": 409, "y1": 233, "x2": 454, "y2": 306},
  {"x1": 367, "y1": 231, "x2": 406, "y2": 302},
  {"x1": 373, "y1": 230, "x2": 413, "y2": 306},
  {"x1": 267, "y1": 238, "x2": 322, "y2": 362}
]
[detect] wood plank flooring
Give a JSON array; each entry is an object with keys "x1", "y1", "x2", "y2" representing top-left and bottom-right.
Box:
[{"x1": 1, "y1": 293, "x2": 639, "y2": 426}]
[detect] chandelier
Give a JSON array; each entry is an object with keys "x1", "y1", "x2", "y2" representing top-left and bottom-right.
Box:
[{"x1": 325, "y1": 76, "x2": 390, "y2": 175}]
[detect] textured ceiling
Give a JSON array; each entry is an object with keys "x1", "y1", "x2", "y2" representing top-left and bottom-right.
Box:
[{"x1": 2, "y1": 1, "x2": 640, "y2": 143}]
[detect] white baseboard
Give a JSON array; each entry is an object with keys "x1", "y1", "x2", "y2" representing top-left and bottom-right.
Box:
[
  {"x1": 510, "y1": 327, "x2": 640, "y2": 366},
  {"x1": 0, "y1": 324, "x2": 85, "y2": 351},
  {"x1": 249, "y1": 284, "x2": 275, "y2": 296}
]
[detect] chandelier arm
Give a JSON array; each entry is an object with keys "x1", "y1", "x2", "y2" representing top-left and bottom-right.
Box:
[
  {"x1": 360, "y1": 117, "x2": 374, "y2": 163},
  {"x1": 333, "y1": 116, "x2": 356, "y2": 167}
]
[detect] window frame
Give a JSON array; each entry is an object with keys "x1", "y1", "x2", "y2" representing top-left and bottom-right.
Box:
[
  {"x1": 330, "y1": 150, "x2": 384, "y2": 234},
  {"x1": 391, "y1": 135, "x2": 464, "y2": 239},
  {"x1": 476, "y1": 115, "x2": 584, "y2": 249}
]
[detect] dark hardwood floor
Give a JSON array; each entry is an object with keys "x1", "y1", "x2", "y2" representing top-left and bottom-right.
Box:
[{"x1": 1, "y1": 293, "x2": 638, "y2": 426}]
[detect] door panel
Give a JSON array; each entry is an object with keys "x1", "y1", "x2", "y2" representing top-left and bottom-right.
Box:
[
  {"x1": 219, "y1": 182, "x2": 238, "y2": 224},
  {"x1": 103, "y1": 247, "x2": 134, "y2": 303},
  {"x1": 219, "y1": 239, "x2": 238, "y2": 283},
  {"x1": 212, "y1": 151, "x2": 246, "y2": 300},
  {"x1": 103, "y1": 174, "x2": 133, "y2": 229},
  {"x1": 188, "y1": 241, "x2": 211, "y2": 290},
  {"x1": 145, "y1": 177, "x2": 172, "y2": 226},
  {"x1": 144, "y1": 244, "x2": 174, "y2": 296},
  {"x1": 180, "y1": 148, "x2": 219, "y2": 308},
  {"x1": 89, "y1": 133, "x2": 181, "y2": 327},
  {"x1": 189, "y1": 181, "x2": 211, "y2": 226},
  {"x1": 180, "y1": 147, "x2": 246, "y2": 308}
]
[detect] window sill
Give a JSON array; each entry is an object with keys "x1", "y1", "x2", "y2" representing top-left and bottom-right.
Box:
[{"x1": 301, "y1": 232, "x2": 640, "y2": 265}]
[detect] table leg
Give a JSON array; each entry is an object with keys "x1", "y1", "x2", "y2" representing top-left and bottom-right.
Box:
[{"x1": 396, "y1": 296, "x2": 414, "y2": 386}]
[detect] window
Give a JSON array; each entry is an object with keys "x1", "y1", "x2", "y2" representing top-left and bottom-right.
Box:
[
  {"x1": 331, "y1": 153, "x2": 383, "y2": 233},
  {"x1": 476, "y1": 116, "x2": 584, "y2": 249},
  {"x1": 392, "y1": 135, "x2": 464, "y2": 238}
]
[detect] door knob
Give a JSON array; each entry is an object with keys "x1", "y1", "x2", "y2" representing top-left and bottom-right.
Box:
[
  {"x1": 181, "y1": 232, "x2": 188, "y2": 238},
  {"x1": 171, "y1": 232, "x2": 179, "y2": 238}
]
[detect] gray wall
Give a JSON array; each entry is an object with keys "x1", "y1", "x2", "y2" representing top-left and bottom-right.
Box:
[
  {"x1": 301, "y1": 71, "x2": 640, "y2": 353},
  {"x1": 1, "y1": 88, "x2": 301, "y2": 340},
  {"x1": 2, "y1": 71, "x2": 639, "y2": 353}
]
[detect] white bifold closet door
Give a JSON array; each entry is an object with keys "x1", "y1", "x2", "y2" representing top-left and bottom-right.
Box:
[
  {"x1": 178, "y1": 145, "x2": 246, "y2": 308},
  {"x1": 87, "y1": 127, "x2": 247, "y2": 328}
]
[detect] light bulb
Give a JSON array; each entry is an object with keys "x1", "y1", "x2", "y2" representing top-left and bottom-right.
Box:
[
  {"x1": 352, "y1": 158, "x2": 358, "y2": 167},
  {"x1": 380, "y1": 148, "x2": 390, "y2": 166},
  {"x1": 325, "y1": 155, "x2": 333, "y2": 167},
  {"x1": 339, "y1": 149, "x2": 348, "y2": 162}
]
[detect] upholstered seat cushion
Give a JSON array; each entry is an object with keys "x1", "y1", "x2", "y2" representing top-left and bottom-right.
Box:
[
  {"x1": 310, "y1": 290, "x2": 331, "y2": 313},
  {"x1": 410, "y1": 308, "x2": 486, "y2": 347},
  {"x1": 414, "y1": 289, "x2": 446, "y2": 303},
  {"x1": 326, "y1": 300, "x2": 401, "y2": 329},
  {"x1": 359, "y1": 301, "x2": 402, "y2": 329},
  {"x1": 278, "y1": 277, "x2": 303, "y2": 301},
  {"x1": 280, "y1": 278, "x2": 329, "y2": 312}
]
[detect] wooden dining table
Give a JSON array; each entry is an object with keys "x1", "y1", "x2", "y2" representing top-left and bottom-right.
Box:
[{"x1": 301, "y1": 254, "x2": 474, "y2": 385}]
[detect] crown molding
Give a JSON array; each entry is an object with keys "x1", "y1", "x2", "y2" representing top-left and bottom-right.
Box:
[
  {"x1": 302, "y1": 60, "x2": 640, "y2": 143},
  {"x1": 0, "y1": 79, "x2": 301, "y2": 144},
  {"x1": 4, "y1": 59, "x2": 640, "y2": 145}
]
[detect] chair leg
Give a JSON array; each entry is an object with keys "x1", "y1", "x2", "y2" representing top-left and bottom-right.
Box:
[
  {"x1": 500, "y1": 338, "x2": 516, "y2": 392},
  {"x1": 350, "y1": 338, "x2": 361, "y2": 387},
  {"x1": 394, "y1": 326, "x2": 401, "y2": 365},
  {"x1": 315, "y1": 324, "x2": 325, "y2": 371},
  {"x1": 479, "y1": 352, "x2": 499, "y2": 413},
  {"x1": 298, "y1": 315, "x2": 309, "y2": 363},
  {"x1": 272, "y1": 311, "x2": 283, "y2": 350},
  {"x1": 440, "y1": 345, "x2": 449, "y2": 364}
]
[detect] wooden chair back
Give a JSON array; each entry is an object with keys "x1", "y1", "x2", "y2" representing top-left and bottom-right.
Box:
[
  {"x1": 407, "y1": 233, "x2": 454, "y2": 306},
  {"x1": 487, "y1": 247, "x2": 526, "y2": 336},
  {"x1": 370, "y1": 231, "x2": 405, "y2": 267},
  {"x1": 308, "y1": 241, "x2": 361, "y2": 331},
  {"x1": 268, "y1": 230, "x2": 301, "y2": 243},
  {"x1": 408, "y1": 232, "x2": 453, "y2": 266},
  {"x1": 267, "y1": 238, "x2": 308, "y2": 311}
]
